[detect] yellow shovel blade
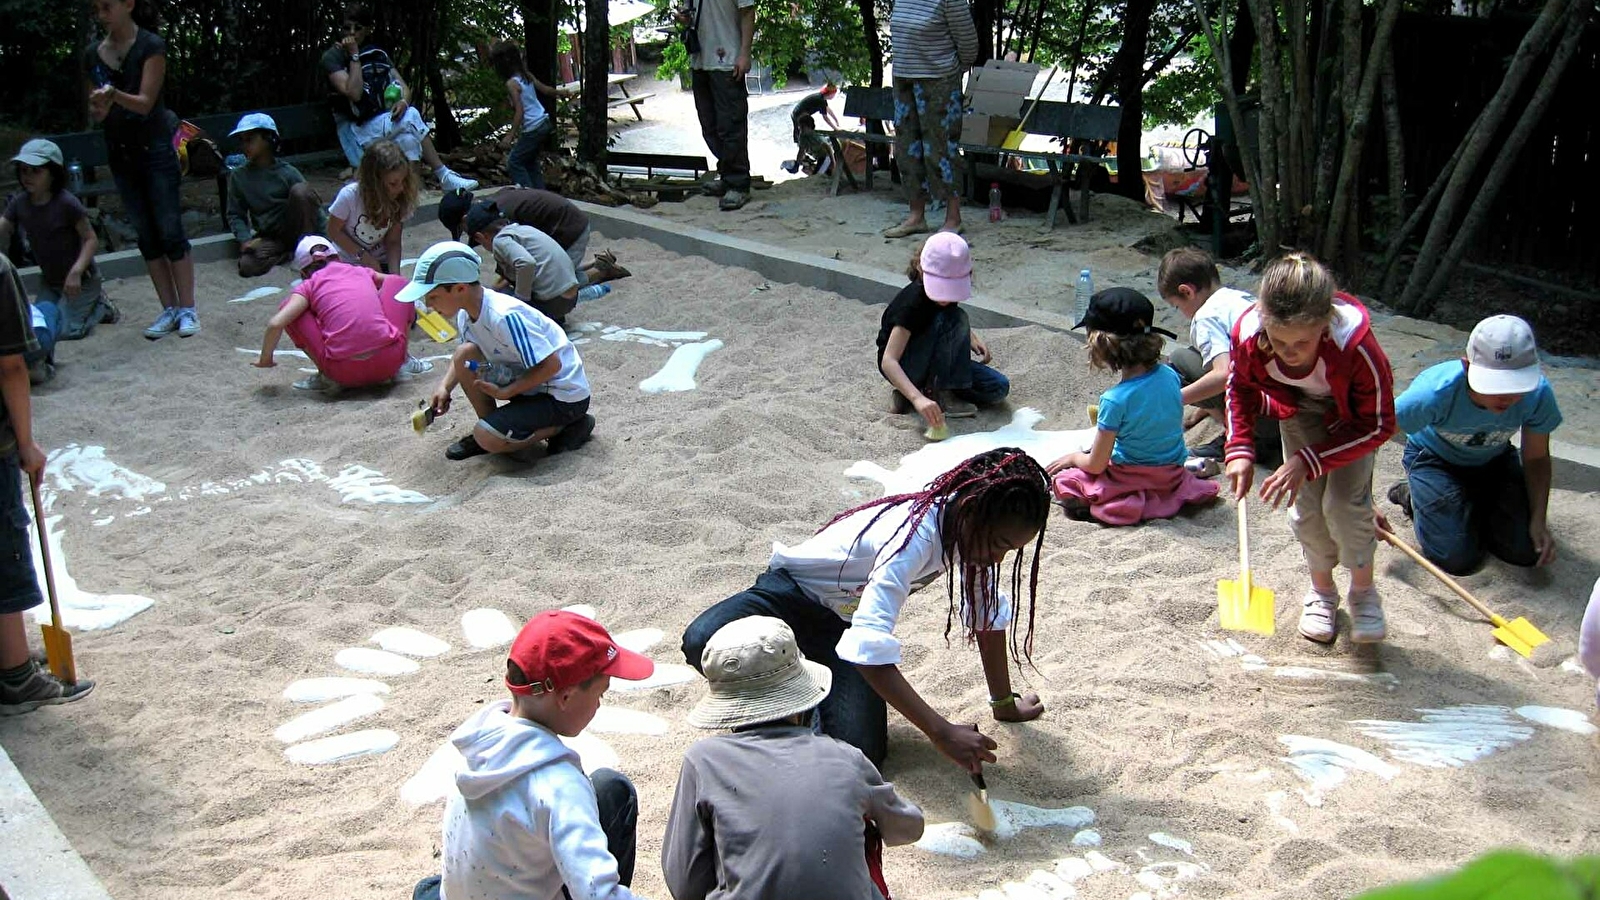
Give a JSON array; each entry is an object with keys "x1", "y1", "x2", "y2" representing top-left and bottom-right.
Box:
[
  {"x1": 1218, "y1": 578, "x2": 1275, "y2": 635},
  {"x1": 417, "y1": 310, "x2": 457, "y2": 343},
  {"x1": 1001, "y1": 130, "x2": 1026, "y2": 150},
  {"x1": 40, "y1": 623, "x2": 76, "y2": 685},
  {"x1": 1491, "y1": 617, "x2": 1549, "y2": 659}
]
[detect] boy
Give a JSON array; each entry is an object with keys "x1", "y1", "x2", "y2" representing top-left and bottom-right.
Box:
[
  {"x1": 1388, "y1": 314, "x2": 1561, "y2": 575},
  {"x1": 1, "y1": 138, "x2": 116, "y2": 342},
  {"x1": 439, "y1": 188, "x2": 629, "y2": 287},
  {"x1": 399, "y1": 240, "x2": 596, "y2": 462},
  {"x1": 1157, "y1": 247, "x2": 1281, "y2": 466},
  {"x1": 463, "y1": 201, "x2": 606, "y2": 326},
  {"x1": 782, "y1": 83, "x2": 839, "y2": 175},
  {"x1": 0, "y1": 253, "x2": 94, "y2": 715},
  {"x1": 226, "y1": 113, "x2": 326, "y2": 277},
  {"x1": 664, "y1": 616, "x2": 924, "y2": 900},
  {"x1": 414, "y1": 610, "x2": 656, "y2": 900}
]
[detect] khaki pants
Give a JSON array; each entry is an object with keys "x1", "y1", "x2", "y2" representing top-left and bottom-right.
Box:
[{"x1": 1280, "y1": 396, "x2": 1376, "y2": 572}]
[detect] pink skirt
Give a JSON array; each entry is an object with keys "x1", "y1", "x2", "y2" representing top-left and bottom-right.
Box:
[{"x1": 1053, "y1": 463, "x2": 1219, "y2": 526}]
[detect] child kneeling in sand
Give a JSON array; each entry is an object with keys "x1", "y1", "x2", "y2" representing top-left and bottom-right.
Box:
[
  {"x1": 413, "y1": 610, "x2": 655, "y2": 900},
  {"x1": 464, "y1": 201, "x2": 608, "y2": 327},
  {"x1": 253, "y1": 236, "x2": 425, "y2": 391},
  {"x1": 878, "y1": 233, "x2": 1009, "y2": 433},
  {"x1": 401, "y1": 240, "x2": 596, "y2": 462},
  {"x1": 1046, "y1": 288, "x2": 1218, "y2": 525},
  {"x1": 665, "y1": 616, "x2": 924, "y2": 900}
]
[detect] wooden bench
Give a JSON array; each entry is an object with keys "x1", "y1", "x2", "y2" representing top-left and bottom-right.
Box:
[
  {"x1": 814, "y1": 87, "x2": 896, "y2": 197},
  {"x1": 958, "y1": 100, "x2": 1120, "y2": 229},
  {"x1": 606, "y1": 93, "x2": 655, "y2": 120},
  {"x1": 605, "y1": 151, "x2": 710, "y2": 180}
]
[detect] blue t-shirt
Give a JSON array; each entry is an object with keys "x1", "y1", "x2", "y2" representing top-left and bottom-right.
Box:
[
  {"x1": 1098, "y1": 365, "x2": 1188, "y2": 467},
  {"x1": 1397, "y1": 360, "x2": 1562, "y2": 467}
]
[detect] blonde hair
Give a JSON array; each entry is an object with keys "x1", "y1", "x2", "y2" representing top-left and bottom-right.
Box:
[
  {"x1": 356, "y1": 139, "x2": 418, "y2": 230},
  {"x1": 1086, "y1": 330, "x2": 1164, "y2": 372},
  {"x1": 1257, "y1": 252, "x2": 1336, "y2": 326}
]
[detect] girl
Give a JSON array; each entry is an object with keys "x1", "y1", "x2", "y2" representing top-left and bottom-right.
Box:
[
  {"x1": 85, "y1": 0, "x2": 198, "y2": 340},
  {"x1": 492, "y1": 41, "x2": 559, "y2": 190},
  {"x1": 680, "y1": 448, "x2": 1051, "y2": 772},
  {"x1": 327, "y1": 139, "x2": 417, "y2": 274},
  {"x1": 1, "y1": 139, "x2": 116, "y2": 345},
  {"x1": 878, "y1": 233, "x2": 1009, "y2": 433},
  {"x1": 1046, "y1": 287, "x2": 1219, "y2": 525},
  {"x1": 1225, "y1": 252, "x2": 1396, "y2": 645}
]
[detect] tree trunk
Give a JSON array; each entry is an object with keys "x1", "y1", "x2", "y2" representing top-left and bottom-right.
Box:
[
  {"x1": 1319, "y1": 0, "x2": 1402, "y2": 273},
  {"x1": 1194, "y1": 0, "x2": 1278, "y2": 254},
  {"x1": 1245, "y1": 0, "x2": 1288, "y2": 246},
  {"x1": 429, "y1": 63, "x2": 462, "y2": 150},
  {"x1": 524, "y1": 0, "x2": 561, "y2": 120},
  {"x1": 1113, "y1": 0, "x2": 1156, "y2": 201},
  {"x1": 858, "y1": 0, "x2": 884, "y2": 87},
  {"x1": 1226, "y1": 0, "x2": 1254, "y2": 95},
  {"x1": 579, "y1": 0, "x2": 610, "y2": 164},
  {"x1": 1380, "y1": 48, "x2": 1404, "y2": 239},
  {"x1": 1415, "y1": 0, "x2": 1588, "y2": 314}
]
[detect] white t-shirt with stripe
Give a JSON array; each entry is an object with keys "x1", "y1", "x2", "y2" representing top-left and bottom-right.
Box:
[{"x1": 456, "y1": 288, "x2": 590, "y2": 403}]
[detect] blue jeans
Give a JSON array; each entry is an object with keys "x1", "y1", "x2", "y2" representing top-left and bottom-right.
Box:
[
  {"x1": 1402, "y1": 442, "x2": 1536, "y2": 575},
  {"x1": 886, "y1": 303, "x2": 1010, "y2": 408},
  {"x1": 335, "y1": 116, "x2": 363, "y2": 168},
  {"x1": 508, "y1": 119, "x2": 554, "y2": 189},
  {"x1": 681, "y1": 569, "x2": 889, "y2": 768},
  {"x1": 28, "y1": 301, "x2": 61, "y2": 367},
  {"x1": 109, "y1": 135, "x2": 190, "y2": 262},
  {"x1": 0, "y1": 454, "x2": 43, "y2": 616},
  {"x1": 36, "y1": 271, "x2": 109, "y2": 341}
]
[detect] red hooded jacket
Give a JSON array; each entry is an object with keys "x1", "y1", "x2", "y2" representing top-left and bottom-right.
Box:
[{"x1": 1224, "y1": 292, "x2": 1396, "y2": 479}]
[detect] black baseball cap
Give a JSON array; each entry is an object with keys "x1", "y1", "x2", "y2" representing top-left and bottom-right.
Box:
[
  {"x1": 460, "y1": 201, "x2": 505, "y2": 247},
  {"x1": 438, "y1": 188, "x2": 475, "y2": 241},
  {"x1": 1074, "y1": 287, "x2": 1178, "y2": 338}
]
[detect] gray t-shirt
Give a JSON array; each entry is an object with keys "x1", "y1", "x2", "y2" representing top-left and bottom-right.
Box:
[
  {"x1": 491, "y1": 224, "x2": 578, "y2": 302},
  {"x1": 690, "y1": 0, "x2": 756, "y2": 71}
]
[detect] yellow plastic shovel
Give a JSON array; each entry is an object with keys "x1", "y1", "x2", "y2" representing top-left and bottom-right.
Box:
[
  {"x1": 28, "y1": 475, "x2": 77, "y2": 685},
  {"x1": 1376, "y1": 526, "x2": 1549, "y2": 658},
  {"x1": 416, "y1": 309, "x2": 457, "y2": 343},
  {"x1": 1219, "y1": 498, "x2": 1275, "y2": 635},
  {"x1": 1002, "y1": 66, "x2": 1058, "y2": 151}
]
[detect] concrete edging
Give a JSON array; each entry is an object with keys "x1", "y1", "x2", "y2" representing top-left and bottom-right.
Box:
[{"x1": 0, "y1": 742, "x2": 115, "y2": 900}]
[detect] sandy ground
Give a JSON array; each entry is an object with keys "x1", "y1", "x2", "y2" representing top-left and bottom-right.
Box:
[{"x1": 0, "y1": 214, "x2": 1597, "y2": 900}]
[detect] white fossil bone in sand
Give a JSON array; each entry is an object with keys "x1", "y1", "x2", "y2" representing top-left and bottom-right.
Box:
[
  {"x1": 275, "y1": 694, "x2": 385, "y2": 743},
  {"x1": 462, "y1": 608, "x2": 518, "y2": 648},
  {"x1": 283, "y1": 677, "x2": 391, "y2": 703},
  {"x1": 371, "y1": 627, "x2": 450, "y2": 657},
  {"x1": 285, "y1": 728, "x2": 399, "y2": 764},
  {"x1": 335, "y1": 647, "x2": 420, "y2": 676}
]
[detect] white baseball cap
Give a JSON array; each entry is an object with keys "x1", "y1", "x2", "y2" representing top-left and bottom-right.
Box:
[
  {"x1": 395, "y1": 241, "x2": 482, "y2": 304},
  {"x1": 293, "y1": 235, "x2": 335, "y2": 273},
  {"x1": 11, "y1": 139, "x2": 63, "y2": 168},
  {"x1": 229, "y1": 112, "x2": 279, "y2": 137},
  {"x1": 1466, "y1": 314, "x2": 1542, "y2": 395}
]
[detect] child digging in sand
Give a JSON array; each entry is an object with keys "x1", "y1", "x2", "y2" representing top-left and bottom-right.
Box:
[
  {"x1": 665, "y1": 616, "x2": 924, "y2": 900},
  {"x1": 1225, "y1": 252, "x2": 1395, "y2": 645},
  {"x1": 681, "y1": 448, "x2": 1051, "y2": 773},
  {"x1": 399, "y1": 240, "x2": 595, "y2": 462},
  {"x1": 1046, "y1": 288, "x2": 1219, "y2": 525},
  {"x1": 326, "y1": 138, "x2": 415, "y2": 274},
  {"x1": 462, "y1": 201, "x2": 608, "y2": 327},
  {"x1": 413, "y1": 610, "x2": 655, "y2": 900}
]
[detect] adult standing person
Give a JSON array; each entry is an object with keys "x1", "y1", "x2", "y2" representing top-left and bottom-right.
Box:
[
  {"x1": 320, "y1": 3, "x2": 478, "y2": 192},
  {"x1": 678, "y1": 0, "x2": 756, "y2": 211},
  {"x1": 84, "y1": 0, "x2": 200, "y2": 340},
  {"x1": 883, "y1": 0, "x2": 978, "y2": 238}
]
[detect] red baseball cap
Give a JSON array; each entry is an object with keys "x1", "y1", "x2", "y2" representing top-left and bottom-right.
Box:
[{"x1": 506, "y1": 611, "x2": 654, "y2": 695}]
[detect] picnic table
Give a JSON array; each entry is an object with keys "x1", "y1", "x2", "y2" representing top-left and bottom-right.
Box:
[{"x1": 558, "y1": 73, "x2": 654, "y2": 121}]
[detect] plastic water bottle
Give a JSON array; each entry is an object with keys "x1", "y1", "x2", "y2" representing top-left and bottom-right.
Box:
[
  {"x1": 988, "y1": 182, "x2": 1004, "y2": 223},
  {"x1": 1073, "y1": 268, "x2": 1093, "y2": 323},
  {"x1": 466, "y1": 359, "x2": 494, "y2": 377},
  {"x1": 66, "y1": 159, "x2": 84, "y2": 194}
]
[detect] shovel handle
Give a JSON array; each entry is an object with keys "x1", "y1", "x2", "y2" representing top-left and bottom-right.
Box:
[
  {"x1": 1235, "y1": 497, "x2": 1251, "y2": 592},
  {"x1": 1376, "y1": 526, "x2": 1503, "y2": 624},
  {"x1": 26, "y1": 475, "x2": 64, "y2": 630}
]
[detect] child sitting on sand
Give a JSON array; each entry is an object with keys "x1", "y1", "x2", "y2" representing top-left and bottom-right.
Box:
[
  {"x1": 463, "y1": 201, "x2": 608, "y2": 327},
  {"x1": 681, "y1": 448, "x2": 1051, "y2": 773},
  {"x1": 1046, "y1": 288, "x2": 1219, "y2": 525},
  {"x1": 412, "y1": 610, "x2": 655, "y2": 900},
  {"x1": 878, "y1": 233, "x2": 1009, "y2": 434},
  {"x1": 1225, "y1": 252, "x2": 1395, "y2": 645},
  {"x1": 665, "y1": 616, "x2": 925, "y2": 900},
  {"x1": 400, "y1": 240, "x2": 596, "y2": 462},
  {"x1": 226, "y1": 113, "x2": 326, "y2": 277},
  {"x1": 326, "y1": 138, "x2": 415, "y2": 274}
]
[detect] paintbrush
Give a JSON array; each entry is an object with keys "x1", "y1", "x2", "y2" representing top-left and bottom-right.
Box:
[{"x1": 965, "y1": 770, "x2": 997, "y2": 832}]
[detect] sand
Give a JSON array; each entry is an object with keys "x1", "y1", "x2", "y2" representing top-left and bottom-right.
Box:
[{"x1": 0, "y1": 217, "x2": 1597, "y2": 900}]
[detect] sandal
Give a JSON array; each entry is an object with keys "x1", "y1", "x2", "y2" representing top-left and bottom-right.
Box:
[
  {"x1": 882, "y1": 222, "x2": 932, "y2": 239},
  {"x1": 593, "y1": 249, "x2": 632, "y2": 280}
]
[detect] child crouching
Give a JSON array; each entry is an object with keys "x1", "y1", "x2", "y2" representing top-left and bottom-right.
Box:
[{"x1": 1047, "y1": 288, "x2": 1218, "y2": 525}]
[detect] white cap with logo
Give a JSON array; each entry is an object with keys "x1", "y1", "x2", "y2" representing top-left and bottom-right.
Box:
[{"x1": 1466, "y1": 314, "x2": 1542, "y2": 395}]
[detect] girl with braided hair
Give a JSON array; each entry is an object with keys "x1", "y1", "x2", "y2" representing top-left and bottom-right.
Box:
[{"x1": 680, "y1": 447, "x2": 1051, "y2": 772}]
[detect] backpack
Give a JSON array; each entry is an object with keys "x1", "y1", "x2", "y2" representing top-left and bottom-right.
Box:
[{"x1": 344, "y1": 47, "x2": 398, "y2": 123}]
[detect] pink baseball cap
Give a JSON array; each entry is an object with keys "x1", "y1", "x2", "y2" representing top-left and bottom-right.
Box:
[
  {"x1": 920, "y1": 232, "x2": 972, "y2": 302},
  {"x1": 293, "y1": 235, "x2": 336, "y2": 273}
]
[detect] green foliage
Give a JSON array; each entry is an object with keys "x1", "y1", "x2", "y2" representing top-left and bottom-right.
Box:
[
  {"x1": 657, "y1": 39, "x2": 691, "y2": 82},
  {"x1": 752, "y1": 0, "x2": 873, "y2": 88},
  {"x1": 1142, "y1": 37, "x2": 1220, "y2": 129},
  {"x1": 1353, "y1": 851, "x2": 1600, "y2": 900}
]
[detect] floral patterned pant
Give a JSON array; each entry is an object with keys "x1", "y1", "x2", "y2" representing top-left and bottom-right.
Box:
[{"x1": 892, "y1": 73, "x2": 964, "y2": 204}]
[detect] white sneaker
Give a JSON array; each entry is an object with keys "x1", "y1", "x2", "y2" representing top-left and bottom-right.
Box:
[
  {"x1": 143, "y1": 307, "x2": 180, "y2": 340},
  {"x1": 293, "y1": 373, "x2": 333, "y2": 392},
  {"x1": 1298, "y1": 588, "x2": 1340, "y2": 644},
  {"x1": 1347, "y1": 587, "x2": 1387, "y2": 644},
  {"x1": 401, "y1": 356, "x2": 432, "y2": 376},
  {"x1": 438, "y1": 168, "x2": 478, "y2": 192},
  {"x1": 176, "y1": 308, "x2": 200, "y2": 338}
]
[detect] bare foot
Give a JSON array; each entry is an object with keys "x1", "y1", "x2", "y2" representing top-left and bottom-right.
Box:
[{"x1": 993, "y1": 691, "x2": 1045, "y2": 722}]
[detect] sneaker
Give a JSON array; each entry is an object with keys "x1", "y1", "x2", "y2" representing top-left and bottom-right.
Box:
[
  {"x1": 889, "y1": 390, "x2": 913, "y2": 414},
  {"x1": 1190, "y1": 434, "x2": 1226, "y2": 460},
  {"x1": 293, "y1": 373, "x2": 334, "y2": 392},
  {"x1": 719, "y1": 189, "x2": 748, "y2": 211},
  {"x1": 176, "y1": 307, "x2": 200, "y2": 338},
  {"x1": 1387, "y1": 481, "x2": 1413, "y2": 518},
  {"x1": 99, "y1": 297, "x2": 122, "y2": 324},
  {"x1": 446, "y1": 434, "x2": 489, "y2": 461},
  {"x1": 576, "y1": 283, "x2": 611, "y2": 303},
  {"x1": 1297, "y1": 588, "x2": 1340, "y2": 644},
  {"x1": 702, "y1": 177, "x2": 729, "y2": 197},
  {"x1": 27, "y1": 359, "x2": 56, "y2": 385},
  {"x1": 438, "y1": 168, "x2": 479, "y2": 192},
  {"x1": 940, "y1": 392, "x2": 978, "y2": 418},
  {"x1": 0, "y1": 662, "x2": 95, "y2": 716},
  {"x1": 143, "y1": 306, "x2": 180, "y2": 340},
  {"x1": 400, "y1": 356, "x2": 433, "y2": 376},
  {"x1": 547, "y1": 414, "x2": 596, "y2": 454},
  {"x1": 1184, "y1": 457, "x2": 1221, "y2": 478},
  {"x1": 780, "y1": 160, "x2": 799, "y2": 174},
  {"x1": 1347, "y1": 587, "x2": 1387, "y2": 644}
]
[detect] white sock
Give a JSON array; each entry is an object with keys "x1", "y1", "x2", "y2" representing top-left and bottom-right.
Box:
[{"x1": 434, "y1": 165, "x2": 448, "y2": 178}]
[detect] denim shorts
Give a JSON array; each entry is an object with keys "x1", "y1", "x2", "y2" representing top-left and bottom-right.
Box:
[
  {"x1": 109, "y1": 134, "x2": 190, "y2": 262},
  {"x1": 481, "y1": 394, "x2": 589, "y2": 443},
  {"x1": 0, "y1": 455, "x2": 43, "y2": 616}
]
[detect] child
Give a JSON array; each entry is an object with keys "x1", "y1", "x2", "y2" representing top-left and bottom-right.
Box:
[
  {"x1": 878, "y1": 233, "x2": 1009, "y2": 432},
  {"x1": 665, "y1": 616, "x2": 925, "y2": 900},
  {"x1": 782, "y1": 83, "x2": 840, "y2": 175},
  {"x1": 1046, "y1": 288, "x2": 1219, "y2": 525},
  {"x1": 226, "y1": 113, "x2": 327, "y2": 277},
  {"x1": 1, "y1": 139, "x2": 115, "y2": 343},
  {"x1": 491, "y1": 41, "x2": 559, "y2": 190},
  {"x1": 400, "y1": 240, "x2": 596, "y2": 462},
  {"x1": 1224, "y1": 252, "x2": 1396, "y2": 645},
  {"x1": 1388, "y1": 314, "x2": 1561, "y2": 575},
  {"x1": 412, "y1": 610, "x2": 655, "y2": 900},
  {"x1": 439, "y1": 188, "x2": 629, "y2": 287},
  {"x1": 327, "y1": 138, "x2": 416, "y2": 274},
  {"x1": 464, "y1": 201, "x2": 606, "y2": 326},
  {"x1": 252, "y1": 235, "x2": 424, "y2": 391},
  {"x1": 680, "y1": 447, "x2": 1051, "y2": 771},
  {"x1": 0, "y1": 252, "x2": 95, "y2": 716},
  {"x1": 1157, "y1": 246, "x2": 1280, "y2": 465}
]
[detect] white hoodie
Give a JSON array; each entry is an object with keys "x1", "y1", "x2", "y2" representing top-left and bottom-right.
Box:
[{"x1": 442, "y1": 701, "x2": 647, "y2": 900}]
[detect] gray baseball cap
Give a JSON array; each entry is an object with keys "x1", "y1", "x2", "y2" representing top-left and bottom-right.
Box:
[
  {"x1": 11, "y1": 139, "x2": 63, "y2": 168},
  {"x1": 1466, "y1": 314, "x2": 1542, "y2": 395},
  {"x1": 395, "y1": 241, "x2": 482, "y2": 304}
]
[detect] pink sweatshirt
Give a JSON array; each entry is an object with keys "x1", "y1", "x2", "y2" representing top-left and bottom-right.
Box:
[{"x1": 300, "y1": 262, "x2": 404, "y2": 360}]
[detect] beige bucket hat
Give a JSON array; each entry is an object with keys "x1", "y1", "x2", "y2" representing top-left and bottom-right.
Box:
[{"x1": 688, "y1": 616, "x2": 832, "y2": 730}]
